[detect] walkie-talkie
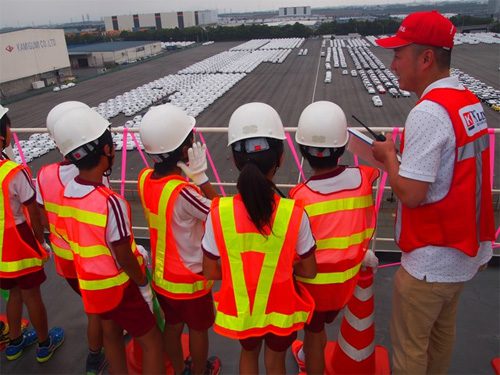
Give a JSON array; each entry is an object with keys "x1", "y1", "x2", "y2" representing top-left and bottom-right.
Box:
[{"x1": 351, "y1": 115, "x2": 386, "y2": 142}]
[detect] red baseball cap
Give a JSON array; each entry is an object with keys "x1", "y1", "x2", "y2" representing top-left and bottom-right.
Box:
[{"x1": 376, "y1": 11, "x2": 456, "y2": 50}]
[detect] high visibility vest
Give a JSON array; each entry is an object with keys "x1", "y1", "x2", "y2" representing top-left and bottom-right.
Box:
[
  {"x1": 37, "y1": 163, "x2": 77, "y2": 279},
  {"x1": 0, "y1": 160, "x2": 47, "y2": 278},
  {"x1": 56, "y1": 184, "x2": 143, "y2": 314},
  {"x1": 289, "y1": 166, "x2": 379, "y2": 311},
  {"x1": 211, "y1": 195, "x2": 314, "y2": 340},
  {"x1": 138, "y1": 169, "x2": 213, "y2": 300},
  {"x1": 397, "y1": 88, "x2": 495, "y2": 256}
]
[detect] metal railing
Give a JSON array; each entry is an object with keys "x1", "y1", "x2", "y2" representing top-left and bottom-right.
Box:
[{"x1": 9, "y1": 126, "x2": 500, "y2": 253}]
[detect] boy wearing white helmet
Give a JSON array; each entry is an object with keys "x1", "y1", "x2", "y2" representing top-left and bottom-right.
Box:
[
  {"x1": 290, "y1": 101, "x2": 380, "y2": 374},
  {"x1": 202, "y1": 102, "x2": 317, "y2": 374},
  {"x1": 0, "y1": 104, "x2": 65, "y2": 363},
  {"x1": 35, "y1": 101, "x2": 106, "y2": 374},
  {"x1": 138, "y1": 104, "x2": 220, "y2": 375},
  {"x1": 51, "y1": 106, "x2": 164, "y2": 374}
]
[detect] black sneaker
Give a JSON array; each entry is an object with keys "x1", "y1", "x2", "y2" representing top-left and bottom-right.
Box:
[
  {"x1": 85, "y1": 349, "x2": 107, "y2": 375},
  {"x1": 205, "y1": 356, "x2": 222, "y2": 375},
  {"x1": 182, "y1": 356, "x2": 192, "y2": 375}
]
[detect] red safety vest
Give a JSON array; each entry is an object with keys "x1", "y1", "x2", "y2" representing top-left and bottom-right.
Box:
[
  {"x1": 0, "y1": 160, "x2": 47, "y2": 278},
  {"x1": 397, "y1": 87, "x2": 495, "y2": 256},
  {"x1": 211, "y1": 194, "x2": 314, "y2": 340},
  {"x1": 290, "y1": 166, "x2": 379, "y2": 311},
  {"x1": 37, "y1": 163, "x2": 77, "y2": 279},
  {"x1": 137, "y1": 169, "x2": 213, "y2": 300},
  {"x1": 56, "y1": 184, "x2": 143, "y2": 313}
]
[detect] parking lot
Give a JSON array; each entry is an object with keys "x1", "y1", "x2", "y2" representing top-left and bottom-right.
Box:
[{"x1": 2, "y1": 37, "x2": 499, "y2": 375}]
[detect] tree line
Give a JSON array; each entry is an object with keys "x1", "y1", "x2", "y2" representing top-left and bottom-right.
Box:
[{"x1": 65, "y1": 16, "x2": 499, "y2": 45}]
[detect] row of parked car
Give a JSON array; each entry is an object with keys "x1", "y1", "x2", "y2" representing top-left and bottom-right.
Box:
[
  {"x1": 367, "y1": 32, "x2": 500, "y2": 47},
  {"x1": 12, "y1": 132, "x2": 56, "y2": 164},
  {"x1": 52, "y1": 82, "x2": 76, "y2": 92},
  {"x1": 451, "y1": 68, "x2": 500, "y2": 112}
]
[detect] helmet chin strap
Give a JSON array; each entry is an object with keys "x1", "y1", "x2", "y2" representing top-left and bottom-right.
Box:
[{"x1": 103, "y1": 144, "x2": 114, "y2": 177}]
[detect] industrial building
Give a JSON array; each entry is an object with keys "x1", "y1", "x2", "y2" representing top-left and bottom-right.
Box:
[
  {"x1": 279, "y1": 6, "x2": 312, "y2": 17},
  {"x1": 0, "y1": 28, "x2": 71, "y2": 98},
  {"x1": 103, "y1": 10, "x2": 218, "y2": 32},
  {"x1": 67, "y1": 41, "x2": 162, "y2": 68}
]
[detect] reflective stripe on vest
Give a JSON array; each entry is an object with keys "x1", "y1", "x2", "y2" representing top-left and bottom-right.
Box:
[
  {"x1": 138, "y1": 170, "x2": 212, "y2": 296},
  {"x1": 45, "y1": 201, "x2": 107, "y2": 227},
  {"x1": 315, "y1": 227, "x2": 374, "y2": 251},
  {"x1": 78, "y1": 272, "x2": 129, "y2": 290},
  {"x1": 215, "y1": 197, "x2": 305, "y2": 331},
  {"x1": 305, "y1": 194, "x2": 374, "y2": 217},
  {"x1": 0, "y1": 161, "x2": 44, "y2": 274},
  {"x1": 296, "y1": 263, "x2": 361, "y2": 284}
]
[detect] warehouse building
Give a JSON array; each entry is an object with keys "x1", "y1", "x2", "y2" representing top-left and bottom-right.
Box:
[
  {"x1": 279, "y1": 6, "x2": 312, "y2": 17},
  {"x1": 0, "y1": 28, "x2": 71, "y2": 98},
  {"x1": 67, "y1": 41, "x2": 162, "y2": 68},
  {"x1": 104, "y1": 10, "x2": 218, "y2": 32}
]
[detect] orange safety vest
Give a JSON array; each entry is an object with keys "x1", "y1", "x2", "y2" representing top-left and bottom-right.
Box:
[
  {"x1": 138, "y1": 169, "x2": 213, "y2": 300},
  {"x1": 290, "y1": 166, "x2": 379, "y2": 311},
  {"x1": 37, "y1": 163, "x2": 77, "y2": 279},
  {"x1": 397, "y1": 88, "x2": 495, "y2": 256},
  {"x1": 56, "y1": 184, "x2": 143, "y2": 314},
  {"x1": 0, "y1": 159, "x2": 47, "y2": 278},
  {"x1": 210, "y1": 194, "x2": 314, "y2": 340}
]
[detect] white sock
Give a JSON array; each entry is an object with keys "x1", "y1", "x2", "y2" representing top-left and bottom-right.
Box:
[{"x1": 298, "y1": 347, "x2": 305, "y2": 362}]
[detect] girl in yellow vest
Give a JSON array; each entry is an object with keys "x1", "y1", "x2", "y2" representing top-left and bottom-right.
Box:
[
  {"x1": 202, "y1": 102, "x2": 317, "y2": 374},
  {"x1": 138, "y1": 104, "x2": 221, "y2": 375},
  {"x1": 290, "y1": 101, "x2": 380, "y2": 374},
  {"x1": 51, "y1": 106, "x2": 164, "y2": 374},
  {"x1": 0, "y1": 105, "x2": 65, "y2": 363},
  {"x1": 36, "y1": 101, "x2": 106, "y2": 374}
]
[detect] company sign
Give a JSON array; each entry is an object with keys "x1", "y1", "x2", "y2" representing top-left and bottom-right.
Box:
[{"x1": 8, "y1": 38, "x2": 57, "y2": 53}]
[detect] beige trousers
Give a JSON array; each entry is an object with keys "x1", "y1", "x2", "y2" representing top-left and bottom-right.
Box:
[{"x1": 390, "y1": 267, "x2": 465, "y2": 375}]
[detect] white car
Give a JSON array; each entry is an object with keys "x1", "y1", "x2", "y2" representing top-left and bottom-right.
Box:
[
  {"x1": 52, "y1": 86, "x2": 60, "y2": 92},
  {"x1": 372, "y1": 95, "x2": 383, "y2": 107},
  {"x1": 342, "y1": 70, "x2": 348, "y2": 75}
]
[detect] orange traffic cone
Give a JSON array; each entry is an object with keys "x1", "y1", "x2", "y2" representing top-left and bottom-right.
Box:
[
  {"x1": 324, "y1": 267, "x2": 390, "y2": 374},
  {"x1": 125, "y1": 334, "x2": 190, "y2": 374},
  {"x1": 492, "y1": 357, "x2": 500, "y2": 375}
]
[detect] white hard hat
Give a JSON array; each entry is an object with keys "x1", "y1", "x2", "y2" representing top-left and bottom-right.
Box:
[
  {"x1": 46, "y1": 101, "x2": 89, "y2": 139},
  {"x1": 139, "y1": 104, "x2": 195, "y2": 154},
  {"x1": 296, "y1": 101, "x2": 349, "y2": 148},
  {"x1": 227, "y1": 102, "x2": 286, "y2": 146},
  {"x1": 0, "y1": 104, "x2": 9, "y2": 120},
  {"x1": 52, "y1": 107, "x2": 111, "y2": 157}
]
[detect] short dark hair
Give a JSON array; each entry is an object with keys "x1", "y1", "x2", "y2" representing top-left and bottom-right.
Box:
[
  {"x1": 413, "y1": 44, "x2": 451, "y2": 70},
  {"x1": 300, "y1": 145, "x2": 345, "y2": 170},
  {"x1": 0, "y1": 114, "x2": 11, "y2": 140},
  {"x1": 71, "y1": 129, "x2": 113, "y2": 170}
]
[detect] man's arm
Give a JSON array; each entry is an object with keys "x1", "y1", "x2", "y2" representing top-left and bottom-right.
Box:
[{"x1": 372, "y1": 137, "x2": 430, "y2": 208}]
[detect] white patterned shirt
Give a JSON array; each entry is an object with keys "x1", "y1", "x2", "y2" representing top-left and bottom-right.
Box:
[{"x1": 398, "y1": 76, "x2": 492, "y2": 282}]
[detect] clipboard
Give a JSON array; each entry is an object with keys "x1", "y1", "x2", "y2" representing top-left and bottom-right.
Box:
[{"x1": 347, "y1": 128, "x2": 401, "y2": 171}]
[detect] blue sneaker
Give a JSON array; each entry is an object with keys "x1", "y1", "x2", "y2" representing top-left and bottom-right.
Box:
[
  {"x1": 5, "y1": 328, "x2": 38, "y2": 360},
  {"x1": 36, "y1": 327, "x2": 64, "y2": 363}
]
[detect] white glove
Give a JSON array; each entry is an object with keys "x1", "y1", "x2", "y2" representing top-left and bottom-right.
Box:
[
  {"x1": 136, "y1": 245, "x2": 150, "y2": 269},
  {"x1": 176, "y1": 142, "x2": 209, "y2": 186},
  {"x1": 362, "y1": 250, "x2": 379, "y2": 272},
  {"x1": 138, "y1": 283, "x2": 154, "y2": 313},
  {"x1": 41, "y1": 242, "x2": 52, "y2": 260}
]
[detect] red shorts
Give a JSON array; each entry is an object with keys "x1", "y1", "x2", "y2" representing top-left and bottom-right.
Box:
[
  {"x1": 239, "y1": 331, "x2": 297, "y2": 352},
  {"x1": 65, "y1": 278, "x2": 81, "y2": 296},
  {"x1": 304, "y1": 310, "x2": 340, "y2": 333},
  {"x1": 157, "y1": 292, "x2": 215, "y2": 331},
  {"x1": 0, "y1": 269, "x2": 46, "y2": 290},
  {"x1": 100, "y1": 282, "x2": 156, "y2": 338}
]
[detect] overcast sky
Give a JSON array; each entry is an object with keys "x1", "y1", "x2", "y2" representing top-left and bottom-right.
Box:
[{"x1": 1, "y1": 0, "x2": 454, "y2": 28}]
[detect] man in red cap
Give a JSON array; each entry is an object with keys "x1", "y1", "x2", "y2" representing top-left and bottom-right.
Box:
[{"x1": 372, "y1": 10, "x2": 495, "y2": 374}]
